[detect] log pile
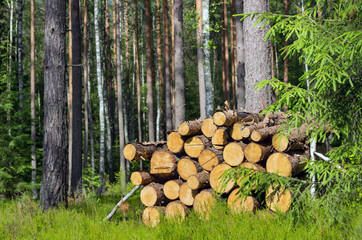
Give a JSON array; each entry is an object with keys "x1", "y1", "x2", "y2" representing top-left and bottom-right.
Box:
[{"x1": 123, "y1": 109, "x2": 310, "y2": 227}]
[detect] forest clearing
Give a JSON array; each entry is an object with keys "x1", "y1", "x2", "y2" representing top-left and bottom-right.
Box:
[{"x1": 0, "y1": 0, "x2": 361, "y2": 239}]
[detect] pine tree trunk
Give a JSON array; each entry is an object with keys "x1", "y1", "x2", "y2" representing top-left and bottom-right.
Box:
[
  {"x1": 83, "y1": 0, "x2": 89, "y2": 168},
  {"x1": 196, "y1": 0, "x2": 206, "y2": 119},
  {"x1": 173, "y1": 0, "x2": 185, "y2": 127},
  {"x1": 171, "y1": 0, "x2": 176, "y2": 127},
  {"x1": 221, "y1": 0, "x2": 229, "y2": 103},
  {"x1": 135, "y1": 0, "x2": 142, "y2": 142},
  {"x1": 41, "y1": 0, "x2": 68, "y2": 209},
  {"x1": 17, "y1": 0, "x2": 23, "y2": 124},
  {"x1": 68, "y1": 0, "x2": 73, "y2": 195},
  {"x1": 283, "y1": 0, "x2": 290, "y2": 86},
  {"x1": 156, "y1": 0, "x2": 164, "y2": 140},
  {"x1": 163, "y1": 0, "x2": 172, "y2": 132},
  {"x1": 230, "y1": 0, "x2": 236, "y2": 110}
]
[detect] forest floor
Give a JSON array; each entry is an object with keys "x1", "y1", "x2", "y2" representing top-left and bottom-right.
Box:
[{"x1": 0, "y1": 187, "x2": 361, "y2": 240}]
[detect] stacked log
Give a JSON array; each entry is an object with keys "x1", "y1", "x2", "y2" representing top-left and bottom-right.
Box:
[{"x1": 123, "y1": 110, "x2": 310, "y2": 226}]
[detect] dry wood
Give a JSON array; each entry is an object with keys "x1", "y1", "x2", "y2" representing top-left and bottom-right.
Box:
[
  {"x1": 230, "y1": 122, "x2": 245, "y2": 140},
  {"x1": 193, "y1": 189, "x2": 217, "y2": 219},
  {"x1": 187, "y1": 171, "x2": 210, "y2": 190},
  {"x1": 179, "y1": 182, "x2": 198, "y2": 206},
  {"x1": 142, "y1": 206, "x2": 166, "y2": 227},
  {"x1": 266, "y1": 151, "x2": 309, "y2": 177},
  {"x1": 164, "y1": 179, "x2": 184, "y2": 200},
  {"x1": 210, "y1": 163, "x2": 235, "y2": 194},
  {"x1": 240, "y1": 121, "x2": 268, "y2": 138},
  {"x1": 178, "y1": 118, "x2": 203, "y2": 136},
  {"x1": 130, "y1": 171, "x2": 154, "y2": 186},
  {"x1": 201, "y1": 118, "x2": 218, "y2": 138},
  {"x1": 177, "y1": 156, "x2": 203, "y2": 180},
  {"x1": 251, "y1": 125, "x2": 280, "y2": 142},
  {"x1": 167, "y1": 131, "x2": 185, "y2": 154},
  {"x1": 211, "y1": 128, "x2": 229, "y2": 150},
  {"x1": 227, "y1": 188, "x2": 260, "y2": 214},
  {"x1": 165, "y1": 200, "x2": 188, "y2": 220},
  {"x1": 184, "y1": 135, "x2": 211, "y2": 158},
  {"x1": 123, "y1": 142, "x2": 166, "y2": 161},
  {"x1": 223, "y1": 142, "x2": 246, "y2": 166},
  {"x1": 272, "y1": 125, "x2": 307, "y2": 152},
  {"x1": 140, "y1": 182, "x2": 168, "y2": 206},
  {"x1": 198, "y1": 148, "x2": 223, "y2": 171},
  {"x1": 235, "y1": 162, "x2": 265, "y2": 189},
  {"x1": 150, "y1": 150, "x2": 177, "y2": 178},
  {"x1": 236, "y1": 111, "x2": 264, "y2": 123},
  {"x1": 266, "y1": 186, "x2": 292, "y2": 213},
  {"x1": 213, "y1": 110, "x2": 240, "y2": 126},
  {"x1": 244, "y1": 142, "x2": 272, "y2": 163}
]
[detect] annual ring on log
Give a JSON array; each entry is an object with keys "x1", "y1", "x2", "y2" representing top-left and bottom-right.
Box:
[
  {"x1": 165, "y1": 201, "x2": 188, "y2": 221},
  {"x1": 210, "y1": 164, "x2": 235, "y2": 194},
  {"x1": 142, "y1": 206, "x2": 165, "y2": 228},
  {"x1": 184, "y1": 136, "x2": 208, "y2": 158},
  {"x1": 266, "y1": 186, "x2": 292, "y2": 213},
  {"x1": 227, "y1": 188, "x2": 259, "y2": 214},
  {"x1": 223, "y1": 142, "x2": 245, "y2": 166},
  {"x1": 193, "y1": 189, "x2": 217, "y2": 219},
  {"x1": 164, "y1": 180, "x2": 184, "y2": 200},
  {"x1": 167, "y1": 132, "x2": 184, "y2": 154},
  {"x1": 198, "y1": 149, "x2": 223, "y2": 172},
  {"x1": 201, "y1": 118, "x2": 218, "y2": 138}
]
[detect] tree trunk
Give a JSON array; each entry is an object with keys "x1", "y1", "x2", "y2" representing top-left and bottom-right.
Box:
[
  {"x1": 7, "y1": 0, "x2": 14, "y2": 135},
  {"x1": 283, "y1": 0, "x2": 290, "y2": 86},
  {"x1": 173, "y1": 0, "x2": 185, "y2": 127},
  {"x1": 135, "y1": 0, "x2": 142, "y2": 142},
  {"x1": 196, "y1": 0, "x2": 206, "y2": 119},
  {"x1": 171, "y1": 0, "x2": 176, "y2": 127},
  {"x1": 221, "y1": 0, "x2": 229, "y2": 103},
  {"x1": 234, "y1": 0, "x2": 245, "y2": 110},
  {"x1": 156, "y1": 0, "x2": 164, "y2": 140},
  {"x1": 68, "y1": 0, "x2": 73, "y2": 195},
  {"x1": 83, "y1": 0, "x2": 89, "y2": 168},
  {"x1": 40, "y1": 0, "x2": 68, "y2": 209},
  {"x1": 244, "y1": 0, "x2": 272, "y2": 112},
  {"x1": 17, "y1": 0, "x2": 23, "y2": 124},
  {"x1": 30, "y1": 0, "x2": 37, "y2": 199},
  {"x1": 230, "y1": 0, "x2": 236, "y2": 109},
  {"x1": 163, "y1": 0, "x2": 172, "y2": 132}
]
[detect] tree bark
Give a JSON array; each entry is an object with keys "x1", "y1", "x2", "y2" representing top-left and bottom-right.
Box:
[
  {"x1": 40, "y1": 0, "x2": 68, "y2": 209},
  {"x1": 134, "y1": 0, "x2": 142, "y2": 142},
  {"x1": 156, "y1": 0, "x2": 164, "y2": 140},
  {"x1": 196, "y1": 0, "x2": 206, "y2": 119},
  {"x1": 230, "y1": 0, "x2": 236, "y2": 110},
  {"x1": 83, "y1": 0, "x2": 89, "y2": 168},
  {"x1": 7, "y1": 0, "x2": 14, "y2": 135},
  {"x1": 221, "y1": 0, "x2": 229, "y2": 103},
  {"x1": 17, "y1": 0, "x2": 23, "y2": 124}
]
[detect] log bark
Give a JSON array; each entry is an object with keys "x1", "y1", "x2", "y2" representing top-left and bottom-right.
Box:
[
  {"x1": 150, "y1": 150, "x2": 177, "y2": 178},
  {"x1": 193, "y1": 189, "x2": 216, "y2": 219},
  {"x1": 230, "y1": 122, "x2": 245, "y2": 141},
  {"x1": 184, "y1": 135, "x2": 211, "y2": 158},
  {"x1": 187, "y1": 171, "x2": 210, "y2": 190},
  {"x1": 250, "y1": 125, "x2": 279, "y2": 142},
  {"x1": 223, "y1": 142, "x2": 246, "y2": 166},
  {"x1": 244, "y1": 142, "x2": 272, "y2": 163},
  {"x1": 201, "y1": 118, "x2": 218, "y2": 138},
  {"x1": 272, "y1": 125, "x2": 308, "y2": 152},
  {"x1": 210, "y1": 163, "x2": 235, "y2": 194},
  {"x1": 177, "y1": 157, "x2": 203, "y2": 180},
  {"x1": 142, "y1": 206, "x2": 166, "y2": 227},
  {"x1": 167, "y1": 131, "x2": 185, "y2": 154},
  {"x1": 240, "y1": 121, "x2": 268, "y2": 138},
  {"x1": 213, "y1": 110, "x2": 240, "y2": 126},
  {"x1": 211, "y1": 128, "x2": 229, "y2": 150},
  {"x1": 123, "y1": 142, "x2": 166, "y2": 161},
  {"x1": 227, "y1": 188, "x2": 260, "y2": 214},
  {"x1": 266, "y1": 151, "x2": 309, "y2": 177},
  {"x1": 140, "y1": 182, "x2": 168, "y2": 206},
  {"x1": 130, "y1": 171, "x2": 154, "y2": 186},
  {"x1": 164, "y1": 179, "x2": 184, "y2": 200},
  {"x1": 165, "y1": 201, "x2": 188, "y2": 220},
  {"x1": 266, "y1": 186, "x2": 292, "y2": 213},
  {"x1": 178, "y1": 118, "x2": 203, "y2": 136},
  {"x1": 198, "y1": 148, "x2": 223, "y2": 171},
  {"x1": 179, "y1": 182, "x2": 198, "y2": 206}
]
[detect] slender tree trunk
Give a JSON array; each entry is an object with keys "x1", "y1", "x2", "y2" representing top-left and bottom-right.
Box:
[
  {"x1": 203, "y1": 0, "x2": 213, "y2": 117},
  {"x1": 221, "y1": 0, "x2": 229, "y2": 103},
  {"x1": 87, "y1": 60, "x2": 95, "y2": 171},
  {"x1": 234, "y1": 0, "x2": 245, "y2": 110},
  {"x1": 68, "y1": 0, "x2": 73, "y2": 194},
  {"x1": 230, "y1": 0, "x2": 236, "y2": 110},
  {"x1": 156, "y1": 0, "x2": 164, "y2": 140},
  {"x1": 271, "y1": 42, "x2": 275, "y2": 79},
  {"x1": 135, "y1": 0, "x2": 142, "y2": 142},
  {"x1": 40, "y1": 0, "x2": 68, "y2": 209},
  {"x1": 83, "y1": 0, "x2": 89, "y2": 168},
  {"x1": 163, "y1": 0, "x2": 172, "y2": 132},
  {"x1": 7, "y1": 0, "x2": 14, "y2": 135},
  {"x1": 283, "y1": 0, "x2": 290, "y2": 85},
  {"x1": 173, "y1": 0, "x2": 185, "y2": 127},
  {"x1": 116, "y1": 0, "x2": 126, "y2": 190},
  {"x1": 244, "y1": 0, "x2": 271, "y2": 112},
  {"x1": 17, "y1": 0, "x2": 23, "y2": 126},
  {"x1": 196, "y1": 0, "x2": 206, "y2": 119},
  {"x1": 145, "y1": 0, "x2": 155, "y2": 142},
  {"x1": 30, "y1": 0, "x2": 37, "y2": 199},
  {"x1": 171, "y1": 0, "x2": 176, "y2": 128}
]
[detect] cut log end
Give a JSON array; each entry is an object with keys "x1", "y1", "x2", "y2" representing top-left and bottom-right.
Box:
[
  {"x1": 210, "y1": 164, "x2": 235, "y2": 194},
  {"x1": 177, "y1": 157, "x2": 201, "y2": 181},
  {"x1": 150, "y1": 150, "x2": 177, "y2": 178},
  {"x1": 164, "y1": 179, "x2": 183, "y2": 200},
  {"x1": 244, "y1": 143, "x2": 271, "y2": 163},
  {"x1": 213, "y1": 111, "x2": 227, "y2": 126},
  {"x1": 179, "y1": 183, "x2": 198, "y2": 206},
  {"x1": 198, "y1": 149, "x2": 223, "y2": 172},
  {"x1": 193, "y1": 189, "x2": 217, "y2": 219},
  {"x1": 178, "y1": 119, "x2": 203, "y2": 136},
  {"x1": 201, "y1": 118, "x2": 218, "y2": 138},
  {"x1": 123, "y1": 144, "x2": 137, "y2": 161},
  {"x1": 140, "y1": 183, "x2": 167, "y2": 207},
  {"x1": 165, "y1": 201, "x2": 188, "y2": 221},
  {"x1": 266, "y1": 152, "x2": 308, "y2": 177},
  {"x1": 227, "y1": 188, "x2": 259, "y2": 214},
  {"x1": 142, "y1": 206, "x2": 165, "y2": 227},
  {"x1": 184, "y1": 136, "x2": 208, "y2": 158},
  {"x1": 187, "y1": 171, "x2": 210, "y2": 190},
  {"x1": 266, "y1": 186, "x2": 292, "y2": 213},
  {"x1": 223, "y1": 142, "x2": 245, "y2": 166},
  {"x1": 167, "y1": 132, "x2": 184, "y2": 154},
  {"x1": 230, "y1": 122, "x2": 245, "y2": 141},
  {"x1": 272, "y1": 133, "x2": 289, "y2": 152},
  {"x1": 130, "y1": 171, "x2": 153, "y2": 186},
  {"x1": 211, "y1": 128, "x2": 229, "y2": 150}
]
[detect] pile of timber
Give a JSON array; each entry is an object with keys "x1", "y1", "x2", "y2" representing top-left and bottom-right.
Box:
[{"x1": 123, "y1": 109, "x2": 309, "y2": 227}]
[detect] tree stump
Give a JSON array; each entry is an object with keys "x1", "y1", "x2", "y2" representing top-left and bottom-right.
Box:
[{"x1": 198, "y1": 149, "x2": 223, "y2": 171}]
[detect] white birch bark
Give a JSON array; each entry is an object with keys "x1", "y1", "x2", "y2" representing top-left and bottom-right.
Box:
[
  {"x1": 196, "y1": 0, "x2": 206, "y2": 119},
  {"x1": 7, "y1": 0, "x2": 13, "y2": 135}
]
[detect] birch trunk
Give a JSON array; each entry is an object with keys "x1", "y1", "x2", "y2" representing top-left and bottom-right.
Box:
[
  {"x1": 17, "y1": 0, "x2": 23, "y2": 124},
  {"x1": 7, "y1": 0, "x2": 14, "y2": 135},
  {"x1": 196, "y1": 0, "x2": 206, "y2": 120}
]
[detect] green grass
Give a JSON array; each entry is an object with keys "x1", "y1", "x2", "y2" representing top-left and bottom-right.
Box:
[{"x1": 0, "y1": 190, "x2": 361, "y2": 240}]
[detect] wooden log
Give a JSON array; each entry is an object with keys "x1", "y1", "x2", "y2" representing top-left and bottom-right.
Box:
[
  {"x1": 227, "y1": 188, "x2": 260, "y2": 214},
  {"x1": 201, "y1": 118, "x2": 218, "y2": 138},
  {"x1": 266, "y1": 152, "x2": 309, "y2": 177},
  {"x1": 198, "y1": 148, "x2": 223, "y2": 171},
  {"x1": 272, "y1": 125, "x2": 307, "y2": 152},
  {"x1": 210, "y1": 163, "x2": 235, "y2": 194},
  {"x1": 266, "y1": 186, "x2": 292, "y2": 213},
  {"x1": 167, "y1": 131, "x2": 185, "y2": 154},
  {"x1": 187, "y1": 171, "x2": 210, "y2": 190},
  {"x1": 240, "y1": 121, "x2": 268, "y2": 138},
  {"x1": 213, "y1": 110, "x2": 240, "y2": 126},
  {"x1": 140, "y1": 183, "x2": 168, "y2": 207},
  {"x1": 142, "y1": 206, "x2": 166, "y2": 227},
  {"x1": 193, "y1": 189, "x2": 217, "y2": 219},
  {"x1": 123, "y1": 142, "x2": 166, "y2": 161},
  {"x1": 223, "y1": 142, "x2": 246, "y2": 166},
  {"x1": 184, "y1": 135, "x2": 211, "y2": 158},
  {"x1": 211, "y1": 128, "x2": 229, "y2": 150},
  {"x1": 164, "y1": 179, "x2": 184, "y2": 200},
  {"x1": 240, "y1": 162, "x2": 265, "y2": 171},
  {"x1": 236, "y1": 162, "x2": 265, "y2": 190},
  {"x1": 179, "y1": 182, "x2": 198, "y2": 206},
  {"x1": 150, "y1": 150, "x2": 177, "y2": 178},
  {"x1": 130, "y1": 171, "x2": 154, "y2": 186},
  {"x1": 177, "y1": 156, "x2": 203, "y2": 180},
  {"x1": 244, "y1": 142, "x2": 272, "y2": 163},
  {"x1": 230, "y1": 122, "x2": 245, "y2": 141},
  {"x1": 237, "y1": 111, "x2": 264, "y2": 123},
  {"x1": 178, "y1": 118, "x2": 203, "y2": 136},
  {"x1": 165, "y1": 200, "x2": 188, "y2": 221},
  {"x1": 251, "y1": 125, "x2": 280, "y2": 142}
]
